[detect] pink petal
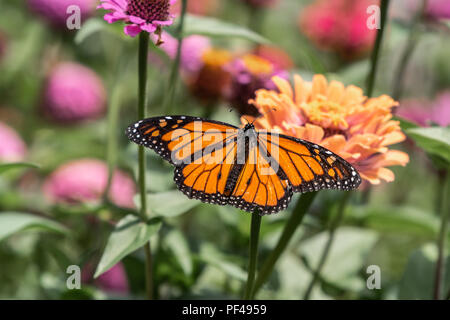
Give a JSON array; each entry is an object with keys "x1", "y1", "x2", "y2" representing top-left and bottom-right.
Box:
[
  {"x1": 141, "y1": 23, "x2": 157, "y2": 33},
  {"x1": 124, "y1": 24, "x2": 142, "y2": 37},
  {"x1": 129, "y1": 15, "x2": 146, "y2": 24}
]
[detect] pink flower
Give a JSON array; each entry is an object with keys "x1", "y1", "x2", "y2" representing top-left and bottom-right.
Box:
[
  {"x1": 43, "y1": 159, "x2": 136, "y2": 208},
  {"x1": 299, "y1": 0, "x2": 378, "y2": 59},
  {"x1": 42, "y1": 62, "x2": 106, "y2": 124},
  {"x1": 0, "y1": 122, "x2": 27, "y2": 162},
  {"x1": 82, "y1": 262, "x2": 129, "y2": 294},
  {"x1": 426, "y1": 0, "x2": 450, "y2": 20},
  {"x1": 27, "y1": 0, "x2": 97, "y2": 28},
  {"x1": 97, "y1": 0, "x2": 177, "y2": 38},
  {"x1": 398, "y1": 91, "x2": 450, "y2": 127},
  {"x1": 241, "y1": 0, "x2": 279, "y2": 8},
  {"x1": 225, "y1": 54, "x2": 288, "y2": 116},
  {"x1": 155, "y1": 32, "x2": 211, "y2": 73}
]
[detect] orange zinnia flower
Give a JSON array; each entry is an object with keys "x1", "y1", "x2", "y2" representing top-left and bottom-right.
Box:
[{"x1": 244, "y1": 74, "x2": 409, "y2": 184}]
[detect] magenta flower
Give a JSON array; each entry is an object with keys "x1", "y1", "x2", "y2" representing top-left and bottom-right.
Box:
[
  {"x1": 397, "y1": 91, "x2": 450, "y2": 127},
  {"x1": 97, "y1": 0, "x2": 177, "y2": 38},
  {"x1": 27, "y1": 0, "x2": 97, "y2": 28},
  {"x1": 299, "y1": 0, "x2": 377, "y2": 59},
  {"x1": 82, "y1": 262, "x2": 129, "y2": 294},
  {"x1": 225, "y1": 54, "x2": 288, "y2": 116},
  {"x1": 426, "y1": 0, "x2": 450, "y2": 20},
  {"x1": 43, "y1": 159, "x2": 137, "y2": 208},
  {"x1": 0, "y1": 122, "x2": 27, "y2": 162},
  {"x1": 42, "y1": 62, "x2": 106, "y2": 124},
  {"x1": 155, "y1": 32, "x2": 211, "y2": 73}
]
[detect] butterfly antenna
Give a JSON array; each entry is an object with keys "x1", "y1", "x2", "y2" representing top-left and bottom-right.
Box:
[{"x1": 250, "y1": 107, "x2": 277, "y2": 125}]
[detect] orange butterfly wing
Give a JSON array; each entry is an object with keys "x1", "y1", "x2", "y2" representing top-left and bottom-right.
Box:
[
  {"x1": 258, "y1": 132, "x2": 361, "y2": 193},
  {"x1": 127, "y1": 116, "x2": 361, "y2": 214}
]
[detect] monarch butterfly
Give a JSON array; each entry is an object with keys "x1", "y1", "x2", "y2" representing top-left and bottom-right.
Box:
[{"x1": 126, "y1": 116, "x2": 361, "y2": 214}]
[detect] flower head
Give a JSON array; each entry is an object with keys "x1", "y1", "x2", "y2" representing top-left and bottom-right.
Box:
[
  {"x1": 299, "y1": 0, "x2": 377, "y2": 58},
  {"x1": 98, "y1": 0, "x2": 177, "y2": 38},
  {"x1": 82, "y1": 262, "x2": 129, "y2": 294},
  {"x1": 425, "y1": 0, "x2": 450, "y2": 20},
  {"x1": 43, "y1": 159, "x2": 136, "y2": 208},
  {"x1": 245, "y1": 74, "x2": 409, "y2": 184},
  {"x1": 241, "y1": 0, "x2": 279, "y2": 8},
  {"x1": 28, "y1": 0, "x2": 97, "y2": 28},
  {"x1": 155, "y1": 32, "x2": 211, "y2": 73},
  {"x1": 189, "y1": 48, "x2": 233, "y2": 103},
  {"x1": 397, "y1": 91, "x2": 450, "y2": 127},
  {"x1": 0, "y1": 122, "x2": 27, "y2": 162},
  {"x1": 42, "y1": 62, "x2": 106, "y2": 124},
  {"x1": 226, "y1": 54, "x2": 288, "y2": 116}
]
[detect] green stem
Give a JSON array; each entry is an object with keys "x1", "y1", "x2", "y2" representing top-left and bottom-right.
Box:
[
  {"x1": 252, "y1": 192, "x2": 317, "y2": 297},
  {"x1": 138, "y1": 32, "x2": 152, "y2": 300},
  {"x1": 165, "y1": 0, "x2": 187, "y2": 113},
  {"x1": 243, "y1": 210, "x2": 262, "y2": 300},
  {"x1": 365, "y1": 0, "x2": 390, "y2": 98},
  {"x1": 391, "y1": 0, "x2": 427, "y2": 101},
  {"x1": 303, "y1": 191, "x2": 352, "y2": 300},
  {"x1": 433, "y1": 169, "x2": 449, "y2": 300}
]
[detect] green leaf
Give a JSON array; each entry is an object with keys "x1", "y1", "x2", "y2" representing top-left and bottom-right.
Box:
[
  {"x1": 0, "y1": 212, "x2": 68, "y2": 241},
  {"x1": 348, "y1": 206, "x2": 441, "y2": 238},
  {"x1": 75, "y1": 18, "x2": 125, "y2": 44},
  {"x1": 398, "y1": 243, "x2": 450, "y2": 299},
  {"x1": 199, "y1": 244, "x2": 247, "y2": 281},
  {"x1": 181, "y1": 14, "x2": 270, "y2": 43},
  {"x1": 144, "y1": 190, "x2": 200, "y2": 218},
  {"x1": 407, "y1": 126, "x2": 450, "y2": 164},
  {"x1": 165, "y1": 229, "x2": 193, "y2": 276},
  {"x1": 394, "y1": 116, "x2": 419, "y2": 131},
  {"x1": 299, "y1": 227, "x2": 378, "y2": 289},
  {"x1": 94, "y1": 215, "x2": 161, "y2": 278},
  {"x1": 75, "y1": 18, "x2": 106, "y2": 44},
  {"x1": 0, "y1": 162, "x2": 40, "y2": 174}
]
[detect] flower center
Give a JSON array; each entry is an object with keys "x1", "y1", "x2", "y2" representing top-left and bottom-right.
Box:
[
  {"x1": 302, "y1": 98, "x2": 349, "y2": 131},
  {"x1": 242, "y1": 54, "x2": 273, "y2": 75},
  {"x1": 126, "y1": 0, "x2": 171, "y2": 22}
]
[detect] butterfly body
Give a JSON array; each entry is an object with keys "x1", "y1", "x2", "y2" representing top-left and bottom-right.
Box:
[{"x1": 127, "y1": 115, "x2": 361, "y2": 214}]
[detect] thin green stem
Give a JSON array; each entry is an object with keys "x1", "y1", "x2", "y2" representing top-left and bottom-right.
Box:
[
  {"x1": 165, "y1": 0, "x2": 187, "y2": 113},
  {"x1": 303, "y1": 191, "x2": 352, "y2": 300},
  {"x1": 252, "y1": 192, "x2": 317, "y2": 297},
  {"x1": 243, "y1": 210, "x2": 262, "y2": 300},
  {"x1": 365, "y1": 0, "x2": 390, "y2": 98},
  {"x1": 433, "y1": 169, "x2": 449, "y2": 300},
  {"x1": 392, "y1": 0, "x2": 427, "y2": 101},
  {"x1": 138, "y1": 32, "x2": 152, "y2": 300}
]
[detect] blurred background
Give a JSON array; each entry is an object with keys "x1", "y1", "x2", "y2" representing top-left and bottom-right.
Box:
[{"x1": 0, "y1": 0, "x2": 449, "y2": 300}]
